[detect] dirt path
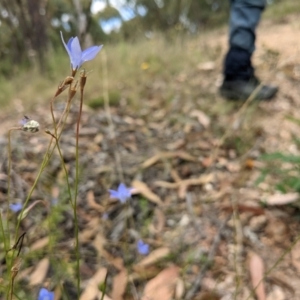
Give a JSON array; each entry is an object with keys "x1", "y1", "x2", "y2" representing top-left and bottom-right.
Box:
[
  {"x1": 202, "y1": 13, "x2": 300, "y2": 153},
  {"x1": 195, "y1": 13, "x2": 300, "y2": 299}
]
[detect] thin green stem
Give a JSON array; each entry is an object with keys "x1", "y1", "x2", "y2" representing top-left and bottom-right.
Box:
[
  {"x1": 13, "y1": 91, "x2": 74, "y2": 244},
  {"x1": 5, "y1": 127, "x2": 21, "y2": 295},
  {"x1": 7, "y1": 129, "x2": 12, "y2": 218},
  {"x1": 0, "y1": 211, "x2": 9, "y2": 295},
  {"x1": 49, "y1": 88, "x2": 74, "y2": 207},
  {"x1": 5, "y1": 80, "x2": 74, "y2": 299},
  {"x1": 6, "y1": 129, "x2": 18, "y2": 246},
  {"x1": 47, "y1": 132, "x2": 74, "y2": 208},
  {"x1": 100, "y1": 272, "x2": 109, "y2": 300},
  {"x1": 73, "y1": 78, "x2": 85, "y2": 295},
  {"x1": 13, "y1": 85, "x2": 74, "y2": 236},
  {"x1": 0, "y1": 212, "x2": 8, "y2": 251},
  {"x1": 50, "y1": 96, "x2": 58, "y2": 137},
  {"x1": 14, "y1": 140, "x2": 53, "y2": 241}
]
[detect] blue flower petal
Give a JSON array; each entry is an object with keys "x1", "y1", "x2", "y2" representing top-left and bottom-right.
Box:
[
  {"x1": 9, "y1": 203, "x2": 23, "y2": 213},
  {"x1": 118, "y1": 183, "x2": 131, "y2": 202},
  {"x1": 109, "y1": 190, "x2": 120, "y2": 199},
  {"x1": 61, "y1": 31, "x2": 102, "y2": 70},
  {"x1": 137, "y1": 240, "x2": 149, "y2": 255},
  {"x1": 37, "y1": 287, "x2": 54, "y2": 300},
  {"x1": 60, "y1": 32, "x2": 73, "y2": 61},
  {"x1": 108, "y1": 183, "x2": 132, "y2": 203},
  {"x1": 20, "y1": 117, "x2": 29, "y2": 126},
  {"x1": 67, "y1": 37, "x2": 74, "y2": 52},
  {"x1": 81, "y1": 45, "x2": 103, "y2": 63},
  {"x1": 118, "y1": 183, "x2": 127, "y2": 193},
  {"x1": 69, "y1": 37, "x2": 82, "y2": 69},
  {"x1": 118, "y1": 183, "x2": 131, "y2": 197}
]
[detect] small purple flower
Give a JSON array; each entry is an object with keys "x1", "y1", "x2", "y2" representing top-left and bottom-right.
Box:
[
  {"x1": 109, "y1": 183, "x2": 132, "y2": 203},
  {"x1": 137, "y1": 239, "x2": 149, "y2": 255},
  {"x1": 20, "y1": 116, "x2": 30, "y2": 126},
  {"x1": 37, "y1": 287, "x2": 54, "y2": 300},
  {"x1": 60, "y1": 31, "x2": 103, "y2": 70},
  {"x1": 9, "y1": 203, "x2": 23, "y2": 213}
]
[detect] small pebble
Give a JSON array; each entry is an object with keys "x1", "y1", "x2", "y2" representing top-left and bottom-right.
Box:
[{"x1": 179, "y1": 214, "x2": 190, "y2": 227}]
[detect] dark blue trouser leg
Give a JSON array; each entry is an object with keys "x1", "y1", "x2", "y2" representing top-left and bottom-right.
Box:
[{"x1": 224, "y1": 0, "x2": 266, "y2": 81}]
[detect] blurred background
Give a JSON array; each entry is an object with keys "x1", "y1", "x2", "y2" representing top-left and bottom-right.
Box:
[
  {"x1": 0, "y1": 0, "x2": 233, "y2": 77},
  {"x1": 1, "y1": 0, "x2": 295, "y2": 109}
]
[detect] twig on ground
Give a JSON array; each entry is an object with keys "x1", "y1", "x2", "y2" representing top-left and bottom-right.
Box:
[
  {"x1": 185, "y1": 214, "x2": 232, "y2": 300},
  {"x1": 231, "y1": 195, "x2": 244, "y2": 299}
]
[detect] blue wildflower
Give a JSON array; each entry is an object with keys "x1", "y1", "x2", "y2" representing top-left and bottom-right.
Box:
[
  {"x1": 137, "y1": 239, "x2": 149, "y2": 255},
  {"x1": 37, "y1": 287, "x2": 54, "y2": 300},
  {"x1": 60, "y1": 31, "x2": 103, "y2": 70},
  {"x1": 20, "y1": 116, "x2": 30, "y2": 126},
  {"x1": 9, "y1": 203, "x2": 23, "y2": 213},
  {"x1": 109, "y1": 183, "x2": 132, "y2": 203}
]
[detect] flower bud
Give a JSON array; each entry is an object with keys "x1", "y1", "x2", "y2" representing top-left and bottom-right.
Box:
[
  {"x1": 80, "y1": 69, "x2": 87, "y2": 90},
  {"x1": 69, "y1": 81, "x2": 78, "y2": 99},
  {"x1": 63, "y1": 76, "x2": 74, "y2": 86}
]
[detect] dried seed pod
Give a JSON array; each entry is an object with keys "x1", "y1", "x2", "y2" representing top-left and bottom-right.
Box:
[{"x1": 11, "y1": 257, "x2": 22, "y2": 280}]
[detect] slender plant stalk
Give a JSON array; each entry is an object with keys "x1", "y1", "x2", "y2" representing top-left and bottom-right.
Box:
[
  {"x1": 44, "y1": 91, "x2": 74, "y2": 170},
  {"x1": 13, "y1": 85, "x2": 74, "y2": 242},
  {"x1": 44, "y1": 131, "x2": 74, "y2": 300},
  {"x1": 6, "y1": 68, "x2": 90, "y2": 298},
  {"x1": 0, "y1": 211, "x2": 9, "y2": 297},
  {"x1": 7, "y1": 129, "x2": 13, "y2": 221},
  {"x1": 231, "y1": 196, "x2": 243, "y2": 299},
  {"x1": 73, "y1": 73, "x2": 86, "y2": 295},
  {"x1": 48, "y1": 84, "x2": 76, "y2": 207},
  {"x1": 0, "y1": 212, "x2": 7, "y2": 252},
  {"x1": 8, "y1": 96, "x2": 72, "y2": 293},
  {"x1": 9, "y1": 242, "x2": 23, "y2": 300},
  {"x1": 7, "y1": 81, "x2": 75, "y2": 300},
  {"x1": 14, "y1": 140, "x2": 54, "y2": 241},
  {"x1": 7, "y1": 128, "x2": 19, "y2": 245},
  {"x1": 5, "y1": 127, "x2": 21, "y2": 296},
  {"x1": 50, "y1": 95, "x2": 58, "y2": 137},
  {"x1": 9, "y1": 278, "x2": 14, "y2": 300},
  {"x1": 13, "y1": 133, "x2": 57, "y2": 244},
  {"x1": 47, "y1": 132, "x2": 74, "y2": 208},
  {"x1": 3, "y1": 85, "x2": 73, "y2": 300},
  {"x1": 100, "y1": 272, "x2": 109, "y2": 300}
]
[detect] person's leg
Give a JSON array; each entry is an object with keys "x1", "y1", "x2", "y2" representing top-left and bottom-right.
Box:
[
  {"x1": 220, "y1": 0, "x2": 278, "y2": 100},
  {"x1": 230, "y1": 0, "x2": 266, "y2": 53},
  {"x1": 225, "y1": 0, "x2": 265, "y2": 80}
]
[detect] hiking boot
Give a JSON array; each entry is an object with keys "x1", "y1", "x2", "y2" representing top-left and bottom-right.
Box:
[{"x1": 219, "y1": 77, "x2": 278, "y2": 101}]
